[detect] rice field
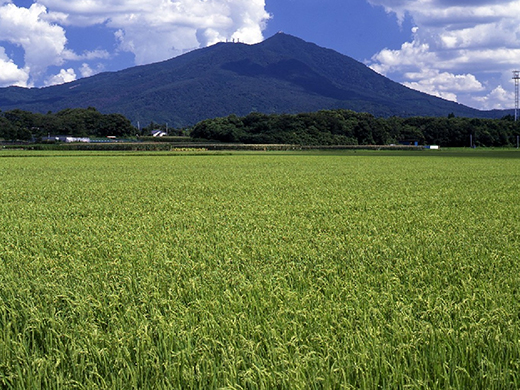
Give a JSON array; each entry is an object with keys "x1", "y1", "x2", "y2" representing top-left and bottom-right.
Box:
[{"x1": 0, "y1": 149, "x2": 519, "y2": 389}]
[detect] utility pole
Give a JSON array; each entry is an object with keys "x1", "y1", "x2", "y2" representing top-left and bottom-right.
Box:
[{"x1": 513, "y1": 71, "x2": 520, "y2": 121}]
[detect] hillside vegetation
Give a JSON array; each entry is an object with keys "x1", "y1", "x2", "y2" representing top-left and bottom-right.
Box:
[{"x1": 0, "y1": 33, "x2": 506, "y2": 127}]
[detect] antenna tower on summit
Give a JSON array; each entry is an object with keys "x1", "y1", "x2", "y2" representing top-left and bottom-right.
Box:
[{"x1": 513, "y1": 71, "x2": 520, "y2": 121}]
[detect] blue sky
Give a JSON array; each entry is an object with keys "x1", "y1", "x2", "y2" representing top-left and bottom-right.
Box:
[
  {"x1": 264, "y1": 0, "x2": 415, "y2": 62},
  {"x1": 1, "y1": 0, "x2": 519, "y2": 111}
]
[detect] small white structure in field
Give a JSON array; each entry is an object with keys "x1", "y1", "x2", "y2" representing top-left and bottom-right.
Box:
[
  {"x1": 64, "y1": 137, "x2": 90, "y2": 143},
  {"x1": 151, "y1": 130, "x2": 167, "y2": 137},
  {"x1": 42, "y1": 136, "x2": 90, "y2": 143}
]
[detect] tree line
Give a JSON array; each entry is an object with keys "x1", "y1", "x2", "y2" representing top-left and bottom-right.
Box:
[
  {"x1": 2, "y1": 107, "x2": 520, "y2": 147},
  {"x1": 0, "y1": 107, "x2": 135, "y2": 140},
  {"x1": 190, "y1": 110, "x2": 520, "y2": 147}
]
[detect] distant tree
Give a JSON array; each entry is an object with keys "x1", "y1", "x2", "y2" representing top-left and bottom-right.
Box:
[
  {"x1": 51, "y1": 108, "x2": 134, "y2": 137},
  {"x1": 191, "y1": 115, "x2": 244, "y2": 142},
  {"x1": 98, "y1": 113, "x2": 134, "y2": 137},
  {"x1": 0, "y1": 116, "x2": 17, "y2": 140}
]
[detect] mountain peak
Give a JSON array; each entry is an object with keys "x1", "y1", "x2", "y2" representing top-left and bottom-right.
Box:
[
  {"x1": 262, "y1": 31, "x2": 302, "y2": 42},
  {"x1": 0, "y1": 33, "x2": 491, "y2": 127},
  {"x1": 258, "y1": 32, "x2": 316, "y2": 51}
]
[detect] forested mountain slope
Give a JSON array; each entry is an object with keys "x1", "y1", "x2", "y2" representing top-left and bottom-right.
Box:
[{"x1": 0, "y1": 33, "x2": 504, "y2": 127}]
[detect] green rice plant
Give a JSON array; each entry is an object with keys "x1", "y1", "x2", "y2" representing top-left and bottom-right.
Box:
[{"x1": 0, "y1": 150, "x2": 519, "y2": 389}]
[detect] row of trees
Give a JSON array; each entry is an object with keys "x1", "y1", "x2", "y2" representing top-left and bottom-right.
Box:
[
  {"x1": 3, "y1": 107, "x2": 520, "y2": 147},
  {"x1": 190, "y1": 110, "x2": 520, "y2": 147},
  {"x1": 0, "y1": 107, "x2": 135, "y2": 140}
]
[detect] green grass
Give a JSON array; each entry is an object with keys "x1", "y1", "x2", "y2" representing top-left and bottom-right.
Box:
[{"x1": 1, "y1": 150, "x2": 519, "y2": 389}]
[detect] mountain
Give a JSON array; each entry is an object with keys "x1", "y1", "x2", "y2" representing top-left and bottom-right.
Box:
[{"x1": 0, "y1": 33, "x2": 505, "y2": 127}]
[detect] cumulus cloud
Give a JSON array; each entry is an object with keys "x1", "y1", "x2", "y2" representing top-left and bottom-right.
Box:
[
  {"x1": 473, "y1": 85, "x2": 514, "y2": 110},
  {"x1": 0, "y1": 0, "x2": 269, "y2": 87},
  {"x1": 403, "y1": 70, "x2": 484, "y2": 102},
  {"x1": 79, "y1": 63, "x2": 94, "y2": 78},
  {"x1": 367, "y1": 0, "x2": 520, "y2": 109},
  {"x1": 0, "y1": 46, "x2": 29, "y2": 87},
  {"x1": 37, "y1": 0, "x2": 270, "y2": 65},
  {"x1": 0, "y1": 47, "x2": 29, "y2": 87},
  {"x1": 0, "y1": 2, "x2": 68, "y2": 84},
  {"x1": 45, "y1": 68, "x2": 76, "y2": 86}
]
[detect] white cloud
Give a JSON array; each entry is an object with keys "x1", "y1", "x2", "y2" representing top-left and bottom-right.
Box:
[
  {"x1": 473, "y1": 85, "x2": 514, "y2": 110},
  {"x1": 0, "y1": 46, "x2": 29, "y2": 87},
  {"x1": 367, "y1": 0, "x2": 520, "y2": 109},
  {"x1": 402, "y1": 70, "x2": 484, "y2": 102},
  {"x1": 0, "y1": 0, "x2": 269, "y2": 87},
  {"x1": 37, "y1": 0, "x2": 270, "y2": 65},
  {"x1": 62, "y1": 49, "x2": 110, "y2": 62},
  {"x1": 79, "y1": 63, "x2": 94, "y2": 78},
  {"x1": 370, "y1": 40, "x2": 437, "y2": 76},
  {"x1": 0, "y1": 3, "x2": 69, "y2": 84},
  {"x1": 45, "y1": 68, "x2": 76, "y2": 85}
]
